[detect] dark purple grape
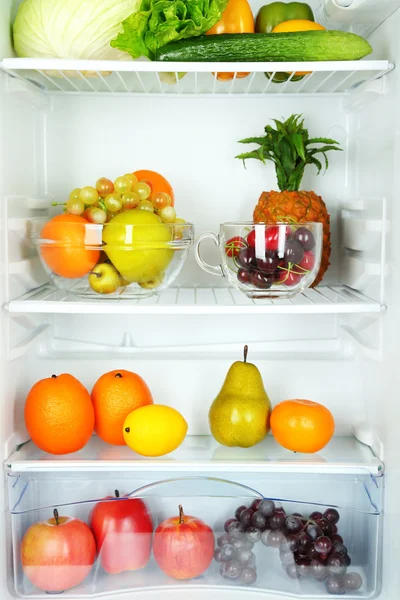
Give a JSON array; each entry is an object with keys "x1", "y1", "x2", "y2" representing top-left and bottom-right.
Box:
[
  {"x1": 224, "y1": 560, "x2": 242, "y2": 580},
  {"x1": 245, "y1": 527, "x2": 261, "y2": 544},
  {"x1": 260, "y1": 530, "x2": 269, "y2": 547},
  {"x1": 280, "y1": 534, "x2": 298, "y2": 553},
  {"x1": 306, "y1": 523, "x2": 323, "y2": 541},
  {"x1": 214, "y1": 548, "x2": 224, "y2": 563},
  {"x1": 251, "y1": 511, "x2": 267, "y2": 530},
  {"x1": 220, "y1": 563, "x2": 229, "y2": 579},
  {"x1": 331, "y1": 523, "x2": 338, "y2": 534},
  {"x1": 280, "y1": 551, "x2": 295, "y2": 566},
  {"x1": 310, "y1": 559, "x2": 328, "y2": 581},
  {"x1": 308, "y1": 547, "x2": 321, "y2": 561},
  {"x1": 309, "y1": 511, "x2": 323, "y2": 521},
  {"x1": 217, "y1": 534, "x2": 231, "y2": 547},
  {"x1": 266, "y1": 530, "x2": 285, "y2": 548},
  {"x1": 244, "y1": 554, "x2": 257, "y2": 569},
  {"x1": 269, "y1": 511, "x2": 286, "y2": 530},
  {"x1": 250, "y1": 499, "x2": 262, "y2": 511},
  {"x1": 326, "y1": 553, "x2": 347, "y2": 576},
  {"x1": 284, "y1": 239, "x2": 304, "y2": 265},
  {"x1": 297, "y1": 532, "x2": 312, "y2": 554},
  {"x1": 237, "y1": 269, "x2": 251, "y2": 285},
  {"x1": 240, "y1": 567, "x2": 257, "y2": 585},
  {"x1": 258, "y1": 499, "x2": 275, "y2": 517},
  {"x1": 240, "y1": 508, "x2": 254, "y2": 528},
  {"x1": 286, "y1": 563, "x2": 300, "y2": 579},
  {"x1": 286, "y1": 516, "x2": 303, "y2": 534},
  {"x1": 237, "y1": 548, "x2": 255, "y2": 565},
  {"x1": 237, "y1": 248, "x2": 256, "y2": 270},
  {"x1": 332, "y1": 542, "x2": 348, "y2": 558},
  {"x1": 230, "y1": 535, "x2": 249, "y2": 550},
  {"x1": 275, "y1": 507, "x2": 286, "y2": 516},
  {"x1": 315, "y1": 536, "x2": 333, "y2": 555},
  {"x1": 228, "y1": 521, "x2": 245, "y2": 538},
  {"x1": 343, "y1": 554, "x2": 351, "y2": 567},
  {"x1": 296, "y1": 557, "x2": 311, "y2": 577},
  {"x1": 316, "y1": 518, "x2": 333, "y2": 536},
  {"x1": 292, "y1": 227, "x2": 315, "y2": 251},
  {"x1": 256, "y1": 251, "x2": 279, "y2": 274},
  {"x1": 251, "y1": 270, "x2": 273, "y2": 289},
  {"x1": 292, "y1": 513, "x2": 304, "y2": 519},
  {"x1": 324, "y1": 508, "x2": 340, "y2": 524},
  {"x1": 224, "y1": 518, "x2": 236, "y2": 533},
  {"x1": 220, "y1": 544, "x2": 237, "y2": 561},
  {"x1": 235, "y1": 505, "x2": 248, "y2": 521},
  {"x1": 331, "y1": 534, "x2": 343, "y2": 544},
  {"x1": 343, "y1": 572, "x2": 362, "y2": 591},
  {"x1": 325, "y1": 576, "x2": 345, "y2": 595}
]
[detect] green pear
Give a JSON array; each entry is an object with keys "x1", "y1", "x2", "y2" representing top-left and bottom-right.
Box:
[{"x1": 209, "y1": 346, "x2": 271, "y2": 448}]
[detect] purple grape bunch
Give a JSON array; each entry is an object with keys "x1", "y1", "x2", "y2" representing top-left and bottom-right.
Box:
[
  {"x1": 226, "y1": 225, "x2": 317, "y2": 291},
  {"x1": 215, "y1": 502, "x2": 363, "y2": 594}
]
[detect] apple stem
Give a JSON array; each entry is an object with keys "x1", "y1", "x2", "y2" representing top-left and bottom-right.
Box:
[
  {"x1": 115, "y1": 490, "x2": 120, "y2": 498},
  {"x1": 179, "y1": 505, "x2": 185, "y2": 525},
  {"x1": 89, "y1": 271, "x2": 101, "y2": 278},
  {"x1": 53, "y1": 508, "x2": 59, "y2": 526},
  {"x1": 244, "y1": 345, "x2": 248, "y2": 363}
]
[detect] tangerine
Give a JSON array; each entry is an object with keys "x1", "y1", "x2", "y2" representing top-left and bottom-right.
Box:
[
  {"x1": 91, "y1": 370, "x2": 153, "y2": 446},
  {"x1": 133, "y1": 170, "x2": 174, "y2": 206},
  {"x1": 24, "y1": 374, "x2": 94, "y2": 455},
  {"x1": 270, "y1": 399, "x2": 335, "y2": 453},
  {"x1": 40, "y1": 214, "x2": 100, "y2": 278}
]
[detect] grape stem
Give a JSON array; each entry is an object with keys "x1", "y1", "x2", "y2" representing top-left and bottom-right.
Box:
[{"x1": 51, "y1": 202, "x2": 66, "y2": 207}]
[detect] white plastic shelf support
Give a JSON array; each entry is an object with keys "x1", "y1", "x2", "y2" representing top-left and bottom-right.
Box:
[
  {"x1": 0, "y1": 58, "x2": 394, "y2": 96},
  {"x1": 6, "y1": 284, "x2": 384, "y2": 315},
  {"x1": 5, "y1": 435, "x2": 383, "y2": 475}
]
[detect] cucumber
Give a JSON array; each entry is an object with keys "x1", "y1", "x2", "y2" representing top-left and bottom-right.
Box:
[{"x1": 155, "y1": 31, "x2": 372, "y2": 63}]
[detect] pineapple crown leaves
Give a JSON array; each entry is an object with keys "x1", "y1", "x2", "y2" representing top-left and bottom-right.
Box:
[{"x1": 236, "y1": 114, "x2": 342, "y2": 192}]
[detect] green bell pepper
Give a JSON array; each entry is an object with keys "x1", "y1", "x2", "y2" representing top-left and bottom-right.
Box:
[{"x1": 255, "y1": 2, "x2": 314, "y2": 34}]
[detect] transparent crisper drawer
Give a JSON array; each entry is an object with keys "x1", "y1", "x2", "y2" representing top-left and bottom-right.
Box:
[{"x1": 8, "y1": 474, "x2": 382, "y2": 598}]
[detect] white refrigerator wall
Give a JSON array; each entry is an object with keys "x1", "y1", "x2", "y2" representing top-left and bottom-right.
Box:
[{"x1": 1, "y1": 3, "x2": 400, "y2": 600}]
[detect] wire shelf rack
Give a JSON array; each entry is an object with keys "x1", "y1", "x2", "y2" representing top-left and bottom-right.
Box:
[
  {"x1": 7, "y1": 284, "x2": 383, "y2": 315},
  {"x1": 1, "y1": 58, "x2": 394, "y2": 96}
]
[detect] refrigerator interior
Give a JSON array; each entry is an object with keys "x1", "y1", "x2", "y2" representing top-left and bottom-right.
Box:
[{"x1": 1, "y1": 0, "x2": 400, "y2": 599}]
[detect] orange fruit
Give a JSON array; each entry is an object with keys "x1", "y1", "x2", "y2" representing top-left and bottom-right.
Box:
[
  {"x1": 270, "y1": 399, "x2": 335, "y2": 453},
  {"x1": 40, "y1": 214, "x2": 100, "y2": 279},
  {"x1": 24, "y1": 374, "x2": 95, "y2": 455},
  {"x1": 133, "y1": 170, "x2": 174, "y2": 206},
  {"x1": 91, "y1": 370, "x2": 153, "y2": 446}
]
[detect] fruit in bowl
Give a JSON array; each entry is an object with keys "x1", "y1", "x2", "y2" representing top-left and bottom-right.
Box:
[
  {"x1": 33, "y1": 170, "x2": 193, "y2": 297},
  {"x1": 195, "y1": 221, "x2": 322, "y2": 299}
]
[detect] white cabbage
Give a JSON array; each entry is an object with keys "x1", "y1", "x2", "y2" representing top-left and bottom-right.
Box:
[{"x1": 13, "y1": 0, "x2": 140, "y2": 60}]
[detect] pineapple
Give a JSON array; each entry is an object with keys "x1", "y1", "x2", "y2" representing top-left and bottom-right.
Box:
[{"x1": 236, "y1": 114, "x2": 341, "y2": 286}]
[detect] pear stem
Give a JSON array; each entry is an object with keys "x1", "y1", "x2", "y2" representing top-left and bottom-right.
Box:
[
  {"x1": 53, "y1": 508, "x2": 59, "y2": 526},
  {"x1": 244, "y1": 345, "x2": 248, "y2": 363},
  {"x1": 179, "y1": 505, "x2": 185, "y2": 525}
]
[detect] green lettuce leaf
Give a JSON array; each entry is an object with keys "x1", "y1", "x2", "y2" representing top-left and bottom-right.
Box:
[{"x1": 111, "y1": 0, "x2": 229, "y2": 59}]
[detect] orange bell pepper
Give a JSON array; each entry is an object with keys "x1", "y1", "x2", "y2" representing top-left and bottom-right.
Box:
[{"x1": 207, "y1": 0, "x2": 254, "y2": 81}]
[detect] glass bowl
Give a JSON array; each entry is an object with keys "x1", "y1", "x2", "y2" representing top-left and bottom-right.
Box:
[
  {"x1": 195, "y1": 222, "x2": 323, "y2": 299},
  {"x1": 30, "y1": 217, "x2": 194, "y2": 299}
]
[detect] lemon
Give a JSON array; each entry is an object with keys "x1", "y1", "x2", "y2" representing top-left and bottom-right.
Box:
[
  {"x1": 123, "y1": 405, "x2": 188, "y2": 457},
  {"x1": 102, "y1": 210, "x2": 173, "y2": 283}
]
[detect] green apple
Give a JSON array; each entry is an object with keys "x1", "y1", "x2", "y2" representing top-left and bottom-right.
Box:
[
  {"x1": 103, "y1": 210, "x2": 173, "y2": 283},
  {"x1": 88, "y1": 263, "x2": 121, "y2": 294}
]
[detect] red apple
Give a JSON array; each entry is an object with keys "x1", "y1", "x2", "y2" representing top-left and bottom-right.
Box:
[
  {"x1": 21, "y1": 509, "x2": 96, "y2": 592},
  {"x1": 153, "y1": 505, "x2": 214, "y2": 579},
  {"x1": 89, "y1": 490, "x2": 153, "y2": 574}
]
